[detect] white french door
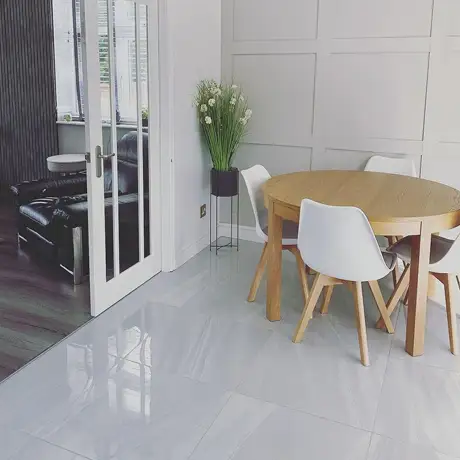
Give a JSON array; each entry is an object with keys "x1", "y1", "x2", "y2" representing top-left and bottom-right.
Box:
[{"x1": 81, "y1": 0, "x2": 162, "y2": 316}]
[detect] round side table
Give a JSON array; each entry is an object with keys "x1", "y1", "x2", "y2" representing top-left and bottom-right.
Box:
[{"x1": 47, "y1": 154, "x2": 86, "y2": 174}]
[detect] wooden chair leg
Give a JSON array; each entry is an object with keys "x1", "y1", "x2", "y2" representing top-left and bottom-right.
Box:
[
  {"x1": 376, "y1": 264, "x2": 410, "y2": 330},
  {"x1": 443, "y1": 274, "x2": 459, "y2": 355},
  {"x1": 289, "y1": 247, "x2": 310, "y2": 304},
  {"x1": 293, "y1": 273, "x2": 325, "y2": 343},
  {"x1": 368, "y1": 280, "x2": 394, "y2": 334},
  {"x1": 352, "y1": 281, "x2": 370, "y2": 367},
  {"x1": 320, "y1": 285, "x2": 334, "y2": 315},
  {"x1": 247, "y1": 243, "x2": 268, "y2": 302},
  {"x1": 388, "y1": 237, "x2": 401, "y2": 290}
]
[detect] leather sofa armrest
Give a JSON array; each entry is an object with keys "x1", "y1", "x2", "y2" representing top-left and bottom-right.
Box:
[
  {"x1": 10, "y1": 173, "x2": 87, "y2": 206},
  {"x1": 52, "y1": 192, "x2": 147, "y2": 229}
]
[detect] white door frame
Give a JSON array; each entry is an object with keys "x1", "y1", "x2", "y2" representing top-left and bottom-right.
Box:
[{"x1": 157, "y1": 0, "x2": 175, "y2": 273}]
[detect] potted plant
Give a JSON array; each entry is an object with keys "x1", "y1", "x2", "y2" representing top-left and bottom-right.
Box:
[
  {"x1": 195, "y1": 80, "x2": 252, "y2": 197},
  {"x1": 142, "y1": 107, "x2": 148, "y2": 127}
]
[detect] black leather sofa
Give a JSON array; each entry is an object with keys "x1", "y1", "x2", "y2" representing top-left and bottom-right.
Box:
[{"x1": 10, "y1": 132, "x2": 149, "y2": 284}]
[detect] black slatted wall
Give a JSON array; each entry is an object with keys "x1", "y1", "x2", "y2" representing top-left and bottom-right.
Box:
[{"x1": 0, "y1": 0, "x2": 58, "y2": 187}]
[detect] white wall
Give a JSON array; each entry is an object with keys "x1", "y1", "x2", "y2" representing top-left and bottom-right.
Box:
[
  {"x1": 167, "y1": 0, "x2": 221, "y2": 267},
  {"x1": 222, "y1": 0, "x2": 460, "y2": 228}
]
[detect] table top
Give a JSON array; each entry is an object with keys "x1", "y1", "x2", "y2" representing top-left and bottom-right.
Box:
[
  {"x1": 264, "y1": 170, "x2": 460, "y2": 234},
  {"x1": 47, "y1": 154, "x2": 86, "y2": 173}
]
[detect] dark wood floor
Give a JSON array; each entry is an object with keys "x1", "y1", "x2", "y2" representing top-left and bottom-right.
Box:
[{"x1": 0, "y1": 200, "x2": 90, "y2": 382}]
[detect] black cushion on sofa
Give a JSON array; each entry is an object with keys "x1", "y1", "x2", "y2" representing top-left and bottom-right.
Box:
[
  {"x1": 103, "y1": 131, "x2": 149, "y2": 195},
  {"x1": 104, "y1": 160, "x2": 139, "y2": 194}
]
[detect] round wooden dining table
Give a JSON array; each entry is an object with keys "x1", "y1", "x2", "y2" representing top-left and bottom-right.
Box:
[{"x1": 264, "y1": 170, "x2": 460, "y2": 357}]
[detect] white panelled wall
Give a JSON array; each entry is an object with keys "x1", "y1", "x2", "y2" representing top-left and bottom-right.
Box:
[
  {"x1": 219, "y1": 0, "x2": 460, "y2": 306},
  {"x1": 220, "y1": 0, "x2": 460, "y2": 227}
]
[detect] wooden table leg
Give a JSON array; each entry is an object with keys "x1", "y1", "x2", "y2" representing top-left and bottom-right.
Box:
[
  {"x1": 266, "y1": 199, "x2": 283, "y2": 321},
  {"x1": 406, "y1": 223, "x2": 431, "y2": 356}
]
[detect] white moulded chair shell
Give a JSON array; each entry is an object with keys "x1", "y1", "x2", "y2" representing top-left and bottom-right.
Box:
[
  {"x1": 293, "y1": 199, "x2": 397, "y2": 366},
  {"x1": 241, "y1": 165, "x2": 309, "y2": 303},
  {"x1": 384, "y1": 234, "x2": 460, "y2": 355},
  {"x1": 364, "y1": 155, "x2": 417, "y2": 178}
]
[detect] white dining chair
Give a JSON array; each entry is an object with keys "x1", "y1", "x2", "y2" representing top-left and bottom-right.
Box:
[
  {"x1": 365, "y1": 155, "x2": 417, "y2": 293},
  {"x1": 382, "y1": 234, "x2": 460, "y2": 355},
  {"x1": 364, "y1": 155, "x2": 417, "y2": 177},
  {"x1": 241, "y1": 165, "x2": 309, "y2": 303},
  {"x1": 292, "y1": 199, "x2": 396, "y2": 366}
]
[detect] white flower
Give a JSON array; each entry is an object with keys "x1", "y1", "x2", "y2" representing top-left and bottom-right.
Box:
[
  {"x1": 239, "y1": 95, "x2": 245, "y2": 102},
  {"x1": 230, "y1": 97, "x2": 236, "y2": 105},
  {"x1": 208, "y1": 98, "x2": 216, "y2": 107},
  {"x1": 200, "y1": 104, "x2": 208, "y2": 113},
  {"x1": 245, "y1": 109, "x2": 252, "y2": 118},
  {"x1": 194, "y1": 100, "x2": 199, "y2": 107},
  {"x1": 239, "y1": 117, "x2": 247, "y2": 126},
  {"x1": 205, "y1": 116, "x2": 212, "y2": 124},
  {"x1": 215, "y1": 88, "x2": 222, "y2": 96},
  {"x1": 231, "y1": 84, "x2": 238, "y2": 89}
]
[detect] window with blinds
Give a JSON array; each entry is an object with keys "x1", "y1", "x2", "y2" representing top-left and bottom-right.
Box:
[{"x1": 53, "y1": 0, "x2": 148, "y2": 123}]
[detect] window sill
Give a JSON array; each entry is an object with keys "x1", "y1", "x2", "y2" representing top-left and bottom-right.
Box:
[{"x1": 56, "y1": 120, "x2": 147, "y2": 130}]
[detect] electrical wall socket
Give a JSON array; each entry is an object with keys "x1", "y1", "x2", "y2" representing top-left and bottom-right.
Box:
[{"x1": 200, "y1": 204, "x2": 206, "y2": 218}]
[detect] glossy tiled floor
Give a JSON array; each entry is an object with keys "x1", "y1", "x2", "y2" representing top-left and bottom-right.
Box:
[{"x1": 1, "y1": 241, "x2": 460, "y2": 460}]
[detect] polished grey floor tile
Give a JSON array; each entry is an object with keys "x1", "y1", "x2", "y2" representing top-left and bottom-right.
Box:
[
  {"x1": 124, "y1": 304, "x2": 272, "y2": 389},
  {"x1": 374, "y1": 358, "x2": 460, "y2": 458},
  {"x1": 35, "y1": 359, "x2": 231, "y2": 460},
  {"x1": 367, "y1": 434, "x2": 458, "y2": 460},
  {"x1": 1, "y1": 241, "x2": 460, "y2": 460},
  {"x1": 278, "y1": 282, "x2": 397, "y2": 356},
  {"x1": 0, "y1": 428, "x2": 33, "y2": 460},
  {"x1": 6, "y1": 435, "x2": 89, "y2": 460},
  {"x1": 189, "y1": 393, "x2": 276, "y2": 460},
  {"x1": 0, "y1": 339, "x2": 116, "y2": 433},
  {"x1": 238, "y1": 333, "x2": 388, "y2": 430},
  {"x1": 228, "y1": 406, "x2": 371, "y2": 460},
  {"x1": 390, "y1": 302, "x2": 460, "y2": 372}
]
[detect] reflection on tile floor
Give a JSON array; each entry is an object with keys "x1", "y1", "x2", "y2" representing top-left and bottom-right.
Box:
[{"x1": 1, "y1": 241, "x2": 460, "y2": 460}]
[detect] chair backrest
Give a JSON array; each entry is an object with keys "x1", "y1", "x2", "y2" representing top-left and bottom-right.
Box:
[
  {"x1": 430, "y1": 232, "x2": 460, "y2": 274},
  {"x1": 241, "y1": 165, "x2": 271, "y2": 236},
  {"x1": 364, "y1": 155, "x2": 417, "y2": 177},
  {"x1": 297, "y1": 199, "x2": 392, "y2": 282}
]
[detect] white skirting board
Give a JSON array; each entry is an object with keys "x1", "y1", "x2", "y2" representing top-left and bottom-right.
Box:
[{"x1": 218, "y1": 223, "x2": 260, "y2": 243}]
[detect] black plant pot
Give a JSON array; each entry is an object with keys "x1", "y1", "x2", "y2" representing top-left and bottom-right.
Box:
[
  {"x1": 142, "y1": 118, "x2": 148, "y2": 127},
  {"x1": 211, "y1": 168, "x2": 239, "y2": 197}
]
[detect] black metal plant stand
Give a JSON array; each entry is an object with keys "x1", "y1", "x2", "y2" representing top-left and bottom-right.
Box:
[{"x1": 209, "y1": 168, "x2": 239, "y2": 254}]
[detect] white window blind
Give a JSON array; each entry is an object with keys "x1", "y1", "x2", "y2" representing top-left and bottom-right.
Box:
[{"x1": 53, "y1": 0, "x2": 148, "y2": 123}]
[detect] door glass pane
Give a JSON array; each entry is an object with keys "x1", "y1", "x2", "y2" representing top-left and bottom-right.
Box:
[{"x1": 96, "y1": 0, "x2": 152, "y2": 279}]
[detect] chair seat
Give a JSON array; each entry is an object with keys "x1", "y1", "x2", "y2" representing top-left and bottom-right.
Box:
[
  {"x1": 261, "y1": 220, "x2": 298, "y2": 245},
  {"x1": 382, "y1": 250, "x2": 398, "y2": 270},
  {"x1": 388, "y1": 235, "x2": 454, "y2": 266}
]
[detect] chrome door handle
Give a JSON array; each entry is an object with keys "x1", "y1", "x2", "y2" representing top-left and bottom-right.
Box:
[
  {"x1": 97, "y1": 151, "x2": 116, "y2": 160},
  {"x1": 95, "y1": 146, "x2": 115, "y2": 178}
]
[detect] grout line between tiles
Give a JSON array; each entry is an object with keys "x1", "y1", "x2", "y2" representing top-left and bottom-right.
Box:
[
  {"x1": 185, "y1": 392, "x2": 235, "y2": 460},
  {"x1": 19, "y1": 432, "x2": 95, "y2": 460}
]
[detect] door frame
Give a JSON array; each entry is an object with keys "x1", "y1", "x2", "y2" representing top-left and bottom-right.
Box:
[{"x1": 157, "y1": 0, "x2": 175, "y2": 273}]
